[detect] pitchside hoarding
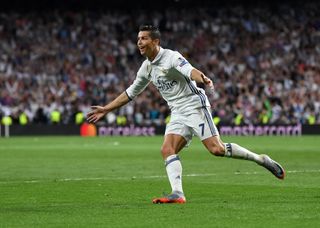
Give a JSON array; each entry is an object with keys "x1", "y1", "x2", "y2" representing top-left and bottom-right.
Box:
[
  {"x1": 1, "y1": 123, "x2": 319, "y2": 137},
  {"x1": 219, "y1": 124, "x2": 302, "y2": 136}
]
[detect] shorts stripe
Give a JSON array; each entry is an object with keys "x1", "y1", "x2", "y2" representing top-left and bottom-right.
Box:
[
  {"x1": 183, "y1": 76, "x2": 217, "y2": 137},
  {"x1": 202, "y1": 107, "x2": 216, "y2": 136}
]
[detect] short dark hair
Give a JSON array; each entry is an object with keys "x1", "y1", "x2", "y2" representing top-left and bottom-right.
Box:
[{"x1": 139, "y1": 25, "x2": 161, "y2": 40}]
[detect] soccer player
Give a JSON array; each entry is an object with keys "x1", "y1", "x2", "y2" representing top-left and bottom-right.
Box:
[{"x1": 87, "y1": 25, "x2": 285, "y2": 204}]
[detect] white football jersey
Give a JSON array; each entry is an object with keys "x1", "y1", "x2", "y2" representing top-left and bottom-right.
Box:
[{"x1": 126, "y1": 47, "x2": 210, "y2": 115}]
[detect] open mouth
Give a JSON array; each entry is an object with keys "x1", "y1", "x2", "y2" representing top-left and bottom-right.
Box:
[{"x1": 139, "y1": 46, "x2": 146, "y2": 52}]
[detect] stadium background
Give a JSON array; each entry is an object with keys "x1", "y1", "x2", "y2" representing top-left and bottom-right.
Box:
[
  {"x1": 1, "y1": 1, "x2": 320, "y2": 227},
  {"x1": 0, "y1": 0, "x2": 319, "y2": 136}
]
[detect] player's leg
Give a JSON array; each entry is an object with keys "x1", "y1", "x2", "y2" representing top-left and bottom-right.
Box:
[
  {"x1": 153, "y1": 133, "x2": 188, "y2": 204},
  {"x1": 161, "y1": 133, "x2": 187, "y2": 194},
  {"x1": 153, "y1": 118, "x2": 192, "y2": 204},
  {"x1": 202, "y1": 136, "x2": 285, "y2": 179},
  {"x1": 194, "y1": 107, "x2": 285, "y2": 179},
  {"x1": 202, "y1": 135, "x2": 264, "y2": 163},
  {"x1": 160, "y1": 133, "x2": 187, "y2": 159}
]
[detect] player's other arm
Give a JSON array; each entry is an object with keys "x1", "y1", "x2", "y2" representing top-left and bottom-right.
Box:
[
  {"x1": 86, "y1": 92, "x2": 130, "y2": 123},
  {"x1": 172, "y1": 51, "x2": 214, "y2": 90},
  {"x1": 190, "y1": 68, "x2": 214, "y2": 90},
  {"x1": 87, "y1": 62, "x2": 150, "y2": 123}
]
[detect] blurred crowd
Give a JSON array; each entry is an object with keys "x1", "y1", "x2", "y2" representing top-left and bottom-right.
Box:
[{"x1": 0, "y1": 2, "x2": 319, "y2": 126}]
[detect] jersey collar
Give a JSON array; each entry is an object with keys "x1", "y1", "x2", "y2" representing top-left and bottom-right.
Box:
[{"x1": 149, "y1": 47, "x2": 163, "y2": 64}]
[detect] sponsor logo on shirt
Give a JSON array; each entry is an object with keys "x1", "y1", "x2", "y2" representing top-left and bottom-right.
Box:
[{"x1": 156, "y1": 79, "x2": 178, "y2": 91}]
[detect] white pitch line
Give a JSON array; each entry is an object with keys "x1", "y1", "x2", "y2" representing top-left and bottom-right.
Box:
[{"x1": 0, "y1": 169, "x2": 320, "y2": 185}]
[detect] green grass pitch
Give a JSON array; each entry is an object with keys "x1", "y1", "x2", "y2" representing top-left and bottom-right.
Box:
[{"x1": 0, "y1": 136, "x2": 319, "y2": 227}]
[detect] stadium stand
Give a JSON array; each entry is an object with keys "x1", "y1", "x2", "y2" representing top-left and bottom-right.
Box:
[{"x1": 0, "y1": 1, "x2": 319, "y2": 126}]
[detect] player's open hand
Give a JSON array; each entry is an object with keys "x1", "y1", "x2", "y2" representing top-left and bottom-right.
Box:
[{"x1": 86, "y1": 106, "x2": 107, "y2": 123}]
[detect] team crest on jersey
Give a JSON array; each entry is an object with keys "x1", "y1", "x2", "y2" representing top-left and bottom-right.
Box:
[
  {"x1": 178, "y1": 57, "x2": 188, "y2": 67},
  {"x1": 160, "y1": 67, "x2": 169, "y2": 74}
]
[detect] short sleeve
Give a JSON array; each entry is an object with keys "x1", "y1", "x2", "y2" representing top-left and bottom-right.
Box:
[
  {"x1": 171, "y1": 51, "x2": 194, "y2": 79},
  {"x1": 125, "y1": 61, "x2": 151, "y2": 100}
]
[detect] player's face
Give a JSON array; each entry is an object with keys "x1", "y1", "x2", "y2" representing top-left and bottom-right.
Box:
[{"x1": 137, "y1": 31, "x2": 159, "y2": 60}]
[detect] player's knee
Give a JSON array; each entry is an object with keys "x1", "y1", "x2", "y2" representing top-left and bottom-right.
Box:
[
  {"x1": 208, "y1": 144, "x2": 225, "y2": 157},
  {"x1": 161, "y1": 145, "x2": 175, "y2": 158}
]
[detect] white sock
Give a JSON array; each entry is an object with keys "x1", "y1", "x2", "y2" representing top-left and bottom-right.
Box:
[
  {"x1": 224, "y1": 143, "x2": 263, "y2": 164},
  {"x1": 165, "y1": 154, "x2": 183, "y2": 194}
]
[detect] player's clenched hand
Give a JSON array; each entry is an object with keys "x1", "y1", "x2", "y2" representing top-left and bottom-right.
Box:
[
  {"x1": 86, "y1": 106, "x2": 107, "y2": 123},
  {"x1": 201, "y1": 74, "x2": 215, "y2": 92}
]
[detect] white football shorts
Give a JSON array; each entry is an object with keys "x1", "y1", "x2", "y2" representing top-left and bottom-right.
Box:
[{"x1": 165, "y1": 107, "x2": 219, "y2": 146}]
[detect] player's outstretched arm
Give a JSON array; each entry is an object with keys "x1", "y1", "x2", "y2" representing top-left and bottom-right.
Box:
[
  {"x1": 86, "y1": 92, "x2": 130, "y2": 123},
  {"x1": 190, "y1": 68, "x2": 214, "y2": 91}
]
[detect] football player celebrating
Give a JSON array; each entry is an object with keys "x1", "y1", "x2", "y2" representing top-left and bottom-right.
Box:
[{"x1": 87, "y1": 25, "x2": 285, "y2": 204}]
